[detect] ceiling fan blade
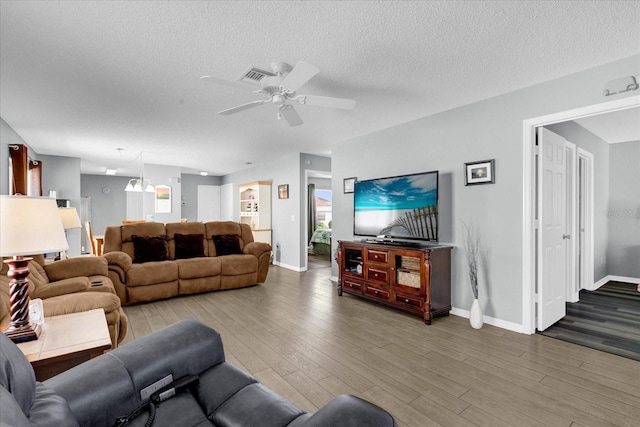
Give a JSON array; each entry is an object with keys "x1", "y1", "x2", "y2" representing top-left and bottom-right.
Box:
[
  {"x1": 279, "y1": 105, "x2": 303, "y2": 126},
  {"x1": 200, "y1": 75, "x2": 254, "y2": 92},
  {"x1": 299, "y1": 94, "x2": 356, "y2": 110},
  {"x1": 218, "y1": 100, "x2": 268, "y2": 115},
  {"x1": 281, "y1": 62, "x2": 319, "y2": 91}
]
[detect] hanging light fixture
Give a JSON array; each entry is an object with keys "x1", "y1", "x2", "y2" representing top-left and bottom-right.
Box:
[
  {"x1": 124, "y1": 151, "x2": 155, "y2": 193},
  {"x1": 125, "y1": 174, "x2": 155, "y2": 192}
]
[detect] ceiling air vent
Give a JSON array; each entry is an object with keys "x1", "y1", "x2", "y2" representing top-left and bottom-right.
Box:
[{"x1": 237, "y1": 66, "x2": 276, "y2": 86}]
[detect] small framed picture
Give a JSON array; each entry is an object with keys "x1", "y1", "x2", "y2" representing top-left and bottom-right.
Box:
[
  {"x1": 343, "y1": 177, "x2": 356, "y2": 194},
  {"x1": 155, "y1": 185, "x2": 172, "y2": 213},
  {"x1": 278, "y1": 184, "x2": 289, "y2": 199},
  {"x1": 464, "y1": 159, "x2": 495, "y2": 186}
]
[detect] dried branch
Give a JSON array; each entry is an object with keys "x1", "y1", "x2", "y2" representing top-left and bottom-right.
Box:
[{"x1": 461, "y1": 220, "x2": 480, "y2": 299}]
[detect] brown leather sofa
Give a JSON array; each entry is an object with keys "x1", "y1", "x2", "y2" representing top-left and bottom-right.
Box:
[
  {"x1": 0, "y1": 255, "x2": 128, "y2": 349},
  {"x1": 102, "y1": 221, "x2": 272, "y2": 304}
]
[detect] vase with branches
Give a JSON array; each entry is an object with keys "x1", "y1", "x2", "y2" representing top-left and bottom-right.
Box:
[{"x1": 461, "y1": 220, "x2": 483, "y2": 329}]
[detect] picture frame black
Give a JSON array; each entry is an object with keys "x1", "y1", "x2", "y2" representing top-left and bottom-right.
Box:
[
  {"x1": 278, "y1": 184, "x2": 289, "y2": 199},
  {"x1": 464, "y1": 159, "x2": 495, "y2": 186},
  {"x1": 343, "y1": 177, "x2": 356, "y2": 194}
]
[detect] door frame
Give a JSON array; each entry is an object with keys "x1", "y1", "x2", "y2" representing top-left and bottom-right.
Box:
[
  {"x1": 577, "y1": 149, "x2": 595, "y2": 292},
  {"x1": 565, "y1": 141, "x2": 578, "y2": 303},
  {"x1": 521, "y1": 95, "x2": 639, "y2": 334}
]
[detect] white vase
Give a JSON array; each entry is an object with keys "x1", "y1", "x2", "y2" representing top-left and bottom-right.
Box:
[{"x1": 469, "y1": 298, "x2": 483, "y2": 329}]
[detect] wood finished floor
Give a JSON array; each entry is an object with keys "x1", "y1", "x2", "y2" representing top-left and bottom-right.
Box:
[{"x1": 122, "y1": 265, "x2": 640, "y2": 427}]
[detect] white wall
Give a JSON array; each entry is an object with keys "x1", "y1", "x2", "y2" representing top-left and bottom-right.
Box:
[{"x1": 332, "y1": 54, "x2": 640, "y2": 328}]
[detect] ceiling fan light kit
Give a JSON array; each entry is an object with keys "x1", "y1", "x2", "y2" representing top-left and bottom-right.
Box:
[{"x1": 201, "y1": 61, "x2": 356, "y2": 126}]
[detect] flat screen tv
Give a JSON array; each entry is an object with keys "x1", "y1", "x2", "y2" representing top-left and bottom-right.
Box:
[{"x1": 354, "y1": 170, "x2": 438, "y2": 242}]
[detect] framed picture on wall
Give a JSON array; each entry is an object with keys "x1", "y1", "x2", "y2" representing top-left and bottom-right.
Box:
[
  {"x1": 464, "y1": 159, "x2": 495, "y2": 186},
  {"x1": 343, "y1": 177, "x2": 356, "y2": 194},
  {"x1": 278, "y1": 184, "x2": 289, "y2": 199},
  {"x1": 155, "y1": 185, "x2": 172, "y2": 213}
]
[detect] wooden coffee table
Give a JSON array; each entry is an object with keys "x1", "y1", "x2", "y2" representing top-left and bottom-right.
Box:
[{"x1": 12, "y1": 308, "x2": 111, "y2": 381}]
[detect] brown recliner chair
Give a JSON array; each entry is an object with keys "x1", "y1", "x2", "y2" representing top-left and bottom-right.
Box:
[{"x1": 0, "y1": 255, "x2": 128, "y2": 348}]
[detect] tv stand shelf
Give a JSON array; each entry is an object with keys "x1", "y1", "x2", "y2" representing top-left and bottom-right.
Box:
[{"x1": 337, "y1": 240, "x2": 452, "y2": 325}]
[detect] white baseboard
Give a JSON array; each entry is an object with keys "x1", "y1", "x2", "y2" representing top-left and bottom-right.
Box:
[
  {"x1": 450, "y1": 307, "x2": 526, "y2": 334},
  {"x1": 591, "y1": 275, "x2": 640, "y2": 290},
  {"x1": 272, "y1": 261, "x2": 306, "y2": 272}
]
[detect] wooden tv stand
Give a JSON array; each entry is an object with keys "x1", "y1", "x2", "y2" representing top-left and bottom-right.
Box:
[{"x1": 337, "y1": 240, "x2": 452, "y2": 325}]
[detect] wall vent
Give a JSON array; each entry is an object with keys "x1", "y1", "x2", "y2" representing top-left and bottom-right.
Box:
[{"x1": 237, "y1": 66, "x2": 276, "y2": 86}]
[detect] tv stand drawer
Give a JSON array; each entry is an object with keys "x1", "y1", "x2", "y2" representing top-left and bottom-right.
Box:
[
  {"x1": 367, "y1": 250, "x2": 388, "y2": 264},
  {"x1": 366, "y1": 268, "x2": 389, "y2": 284},
  {"x1": 366, "y1": 286, "x2": 389, "y2": 300}
]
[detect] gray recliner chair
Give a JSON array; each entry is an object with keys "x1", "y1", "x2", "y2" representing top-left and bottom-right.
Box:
[{"x1": 1, "y1": 319, "x2": 397, "y2": 427}]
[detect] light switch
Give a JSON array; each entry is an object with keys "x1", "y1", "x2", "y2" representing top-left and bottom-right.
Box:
[{"x1": 290, "y1": 214, "x2": 295, "y2": 222}]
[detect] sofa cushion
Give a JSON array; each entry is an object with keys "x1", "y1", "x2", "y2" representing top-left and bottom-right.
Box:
[
  {"x1": 176, "y1": 258, "x2": 221, "y2": 279},
  {"x1": 28, "y1": 383, "x2": 79, "y2": 427},
  {"x1": 175, "y1": 233, "x2": 206, "y2": 259},
  {"x1": 132, "y1": 235, "x2": 169, "y2": 263},
  {"x1": 212, "y1": 235, "x2": 243, "y2": 256},
  {"x1": 0, "y1": 331, "x2": 36, "y2": 418},
  {"x1": 126, "y1": 261, "x2": 178, "y2": 286},
  {"x1": 44, "y1": 257, "x2": 108, "y2": 281},
  {"x1": 0, "y1": 387, "x2": 30, "y2": 427},
  {"x1": 212, "y1": 383, "x2": 305, "y2": 427},
  {"x1": 219, "y1": 254, "x2": 258, "y2": 275}
]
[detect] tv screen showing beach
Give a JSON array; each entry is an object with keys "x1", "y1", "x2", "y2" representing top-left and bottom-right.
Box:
[{"x1": 354, "y1": 171, "x2": 438, "y2": 241}]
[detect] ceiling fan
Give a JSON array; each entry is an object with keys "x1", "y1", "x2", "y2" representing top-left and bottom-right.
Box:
[{"x1": 200, "y1": 61, "x2": 356, "y2": 126}]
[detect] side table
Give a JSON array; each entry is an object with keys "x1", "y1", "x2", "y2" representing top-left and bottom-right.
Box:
[{"x1": 8, "y1": 308, "x2": 111, "y2": 381}]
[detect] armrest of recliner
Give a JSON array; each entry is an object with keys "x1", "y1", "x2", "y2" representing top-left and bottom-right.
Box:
[
  {"x1": 30, "y1": 277, "x2": 90, "y2": 299},
  {"x1": 44, "y1": 319, "x2": 226, "y2": 427},
  {"x1": 243, "y1": 241, "x2": 272, "y2": 257},
  {"x1": 103, "y1": 251, "x2": 132, "y2": 283},
  {"x1": 44, "y1": 257, "x2": 108, "y2": 281},
  {"x1": 300, "y1": 395, "x2": 397, "y2": 427}
]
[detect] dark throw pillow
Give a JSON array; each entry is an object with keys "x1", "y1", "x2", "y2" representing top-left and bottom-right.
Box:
[
  {"x1": 132, "y1": 235, "x2": 169, "y2": 263},
  {"x1": 174, "y1": 233, "x2": 205, "y2": 259},
  {"x1": 212, "y1": 234, "x2": 243, "y2": 256}
]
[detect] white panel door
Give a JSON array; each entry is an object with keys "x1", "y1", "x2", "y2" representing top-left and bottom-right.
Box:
[
  {"x1": 220, "y1": 183, "x2": 234, "y2": 221},
  {"x1": 537, "y1": 128, "x2": 568, "y2": 331},
  {"x1": 197, "y1": 185, "x2": 220, "y2": 222}
]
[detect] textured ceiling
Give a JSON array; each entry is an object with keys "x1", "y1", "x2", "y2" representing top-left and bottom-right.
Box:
[{"x1": 1, "y1": 1, "x2": 639, "y2": 176}]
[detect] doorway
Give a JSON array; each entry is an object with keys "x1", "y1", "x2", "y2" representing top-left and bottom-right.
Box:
[
  {"x1": 522, "y1": 95, "x2": 640, "y2": 334},
  {"x1": 305, "y1": 170, "x2": 332, "y2": 270}
]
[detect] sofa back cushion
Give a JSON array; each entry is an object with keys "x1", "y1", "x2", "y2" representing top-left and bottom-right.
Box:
[
  {"x1": 131, "y1": 235, "x2": 169, "y2": 263},
  {"x1": 166, "y1": 222, "x2": 208, "y2": 259},
  {"x1": 212, "y1": 234, "x2": 243, "y2": 256},
  {"x1": 119, "y1": 222, "x2": 167, "y2": 260},
  {"x1": 205, "y1": 222, "x2": 250, "y2": 257}
]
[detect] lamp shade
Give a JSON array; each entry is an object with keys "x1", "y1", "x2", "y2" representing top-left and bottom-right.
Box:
[
  {"x1": 58, "y1": 207, "x2": 82, "y2": 230},
  {"x1": 0, "y1": 196, "x2": 69, "y2": 256}
]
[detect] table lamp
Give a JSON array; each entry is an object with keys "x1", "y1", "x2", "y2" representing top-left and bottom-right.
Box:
[
  {"x1": 58, "y1": 207, "x2": 81, "y2": 259},
  {"x1": 0, "y1": 196, "x2": 68, "y2": 343}
]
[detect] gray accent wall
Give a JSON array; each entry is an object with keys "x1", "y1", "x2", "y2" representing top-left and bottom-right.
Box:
[
  {"x1": 80, "y1": 174, "x2": 132, "y2": 240},
  {"x1": 331, "y1": 54, "x2": 639, "y2": 327},
  {"x1": 37, "y1": 154, "x2": 82, "y2": 256},
  {"x1": 608, "y1": 140, "x2": 640, "y2": 278}
]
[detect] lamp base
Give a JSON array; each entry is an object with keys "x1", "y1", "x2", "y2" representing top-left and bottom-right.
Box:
[{"x1": 3, "y1": 322, "x2": 41, "y2": 343}]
